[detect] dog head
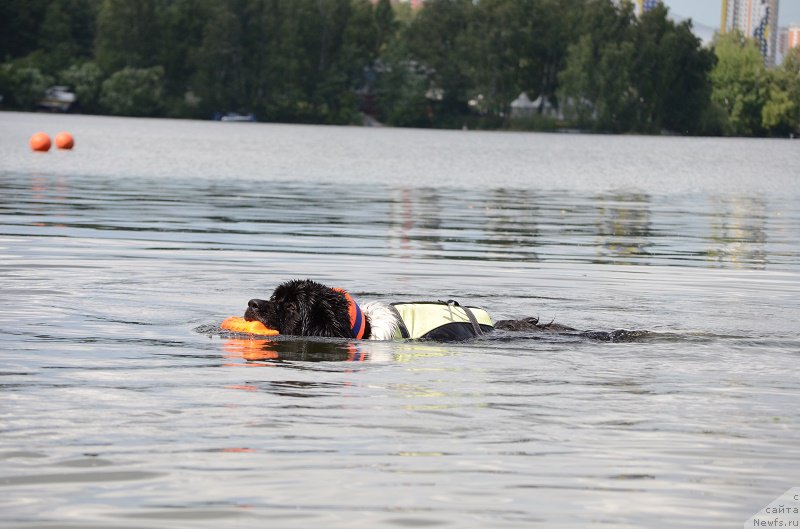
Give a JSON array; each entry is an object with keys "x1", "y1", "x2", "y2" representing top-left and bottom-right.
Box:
[{"x1": 244, "y1": 279, "x2": 354, "y2": 338}]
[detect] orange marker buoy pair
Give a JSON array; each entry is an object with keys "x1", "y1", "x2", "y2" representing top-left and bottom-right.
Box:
[{"x1": 29, "y1": 132, "x2": 75, "y2": 152}]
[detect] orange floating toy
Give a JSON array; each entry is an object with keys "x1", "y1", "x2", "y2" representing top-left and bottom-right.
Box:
[
  {"x1": 55, "y1": 131, "x2": 74, "y2": 150},
  {"x1": 30, "y1": 132, "x2": 51, "y2": 152},
  {"x1": 221, "y1": 316, "x2": 279, "y2": 336}
]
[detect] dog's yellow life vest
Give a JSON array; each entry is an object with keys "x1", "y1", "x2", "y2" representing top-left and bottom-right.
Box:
[{"x1": 390, "y1": 301, "x2": 494, "y2": 340}]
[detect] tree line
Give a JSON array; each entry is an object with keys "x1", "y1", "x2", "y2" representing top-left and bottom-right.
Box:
[{"x1": 1, "y1": 0, "x2": 798, "y2": 136}]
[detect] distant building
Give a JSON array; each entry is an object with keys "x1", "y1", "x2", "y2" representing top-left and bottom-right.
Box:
[
  {"x1": 778, "y1": 26, "x2": 788, "y2": 57},
  {"x1": 720, "y1": 0, "x2": 780, "y2": 67},
  {"x1": 778, "y1": 25, "x2": 800, "y2": 63},
  {"x1": 636, "y1": 0, "x2": 660, "y2": 15},
  {"x1": 510, "y1": 92, "x2": 535, "y2": 119},
  {"x1": 509, "y1": 92, "x2": 561, "y2": 120},
  {"x1": 615, "y1": 0, "x2": 660, "y2": 17},
  {"x1": 789, "y1": 25, "x2": 800, "y2": 49}
]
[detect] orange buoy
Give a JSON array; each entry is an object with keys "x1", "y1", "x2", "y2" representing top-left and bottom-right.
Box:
[
  {"x1": 221, "y1": 316, "x2": 279, "y2": 336},
  {"x1": 55, "y1": 132, "x2": 74, "y2": 150},
  {"x1": 30, "y1": 132, "x2": 51, "y2": 152}
]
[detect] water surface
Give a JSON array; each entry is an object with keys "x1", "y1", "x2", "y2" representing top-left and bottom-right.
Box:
[{"x1": 1, "y1": 112, "x2": 799, "y2": 528}]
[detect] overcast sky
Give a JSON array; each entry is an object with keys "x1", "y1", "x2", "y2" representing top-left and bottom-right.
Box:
[{"x1": 661, "y1": 1, "x2": 800, "y2": 28}]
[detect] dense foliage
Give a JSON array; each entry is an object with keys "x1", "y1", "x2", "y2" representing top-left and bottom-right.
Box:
[{"x1": 1, "y1": 0, "x2": 798, "y2": 136}]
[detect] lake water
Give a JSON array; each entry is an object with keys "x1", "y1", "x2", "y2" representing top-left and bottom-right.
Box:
[{"x1": 1, "y1": 111, "x2": 798, "y2": 528}]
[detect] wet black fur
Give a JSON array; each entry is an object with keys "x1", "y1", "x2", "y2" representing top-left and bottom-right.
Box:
[
  {"x1": 494, "y1": 316, "x2": 648, "y2": 342},
  {"x1": 245, "y1": 279, "x2": 370, "y2": 338}
]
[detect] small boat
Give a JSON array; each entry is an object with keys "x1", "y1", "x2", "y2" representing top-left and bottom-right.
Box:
[
  {"x1": 37, "y1": 86, "x2": 76, "y2": 112},
  {"x1": 216, "y1": 112, "x2": 256, "y2": 122}
]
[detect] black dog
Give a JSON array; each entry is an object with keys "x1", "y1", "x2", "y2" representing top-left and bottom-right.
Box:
[
  {"x1": 245, "y1": 279, "x2": 363, "y2": 338},
  {"x1": 243, "y1": 279, "x2": 646, "y2": 342}
]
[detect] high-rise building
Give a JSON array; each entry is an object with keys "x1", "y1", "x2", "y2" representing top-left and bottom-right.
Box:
[
  {"x1": 789, "y1": 25, "x2": 800, "y2": 50},
  {"x1": 720, "y1": 0, "x2": 780, "y2": 67},
  {"x1": 776, "y1": 25, "x2": 799, "y2": 65},
  {"x1": 777, "y1": 26, "x2": 788, "y2": 63}
]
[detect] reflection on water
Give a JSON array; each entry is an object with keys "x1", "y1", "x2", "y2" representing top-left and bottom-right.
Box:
[
  {"x1": 594, "y1": 193, "x2": 653, "y2": 264},
  {"x1": 222, "y1": 337, "x2": 370, "y2": 364},
  {"x1": 2, "y1": 173, "x2": 790, "y2": 271},
  {"x1": 707, "y1": 196, "x2": 768, "y2": 268}
]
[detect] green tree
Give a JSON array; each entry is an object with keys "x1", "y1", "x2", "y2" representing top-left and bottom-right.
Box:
[
  {"x1": 59, "y1": 61, "x2": 103, "y2": 112},
  {"x1": 0, "y1": 0, "x2": 763, "y2": 136},
  {"x1": 597, "y1": 40, "x2": 636, "y2": 132},
  {"x1": 710, "y1": 31, "x2": 768, "y2": 136},
  {"x1": 327, "y1": 0, "x2": 383, "y2": 123},
  {"x1": 536, "y1": 0, "x2": 585, "y2": 110},
  {"x1": 100, "y1": 66, "x2": 164, "y2": 116},
  {"x1": 0, "y1": 0, "x2": 49, "y2": 61},
  {"x1": 192, "y1": 1, "x2": 245, "y2": 116},
  {"x1": 762, "y1": 48, "x2": 800, "y2": 136},
  {"x1": 557, "y1": 1, "x2": 636, "y2": 132},
  {"x1": 38, "y1": 0, "x2": 76, "y2": 72},
  {"x1": 36, "y1": 0, "x2": 96, "y2": 73},
  {"x1": 1, "y1": 63, "x2": 53, "y2": 109},
  {"x1": 310, "y1": 0, "x2": 372, "y2": 123},
  {"x1": 158, "y1": 0, "x2": 210, "y2": 112},
  {"x1": 95, "y1": 0, "x2": 161, "y2": 73},
  {"x1": 558, "y1": 1, "x2": 715, "y2": 134},
  {"x1": 466, "y1": 0, "x2": 544, "y2": 119},
  {"x1": 557, "y1": 34, "x2": 596, "y2": 127},
  {"x1": 402, "y1": 0, "x2": 475, "y2": 125},
  {"x1": 374, "y1": 0, "x2": 397, "y2": 54},
  {"x1": 631, "y1": 4, "x2": 715, "y2": 134},
  {"x1": 190, "y1": 0, "x2": 379, "y2": 123},
  {"x1": 656, "y1": 22, "x2": 716, "y2": 134},
  {"x1": 376, "y1": 40, "x2": 431, "y2": 126}
]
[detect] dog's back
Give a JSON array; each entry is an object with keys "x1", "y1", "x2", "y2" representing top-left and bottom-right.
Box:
[{"x1": 389, "y1": 301, "x2": 493, "y2": 340}]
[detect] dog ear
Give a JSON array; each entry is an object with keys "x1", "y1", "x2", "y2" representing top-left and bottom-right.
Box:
[
  {"x1": 308, "y1": 289, "x2": 352, "y2": 338},
  {"x1": 273, "y1": 279, "x2": 352, "y2": 337}
]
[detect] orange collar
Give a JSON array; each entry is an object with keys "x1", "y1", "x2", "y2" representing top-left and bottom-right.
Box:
[{"x1": 332, "y1": 288, "x2": 366, "y2": 339}]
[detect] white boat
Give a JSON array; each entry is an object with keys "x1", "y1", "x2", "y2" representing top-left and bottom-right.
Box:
[
  {"x1": 38, "y1": 86, "x2": 76, "y2": 112},
  {"x1": 219, "y1": 112, "x2": 256, "y2": 122}
]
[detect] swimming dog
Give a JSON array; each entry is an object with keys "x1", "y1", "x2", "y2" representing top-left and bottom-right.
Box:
[{"x1": 242, "y1": 279, "x2": 644, "y2": 342}]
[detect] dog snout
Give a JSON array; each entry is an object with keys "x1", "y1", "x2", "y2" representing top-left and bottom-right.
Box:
[{"x1": 248, "y1": 299, "x2": 267, "y2": 310}]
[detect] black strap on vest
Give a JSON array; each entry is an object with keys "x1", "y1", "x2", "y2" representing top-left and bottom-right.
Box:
[
  {"x1": 443, "y1": 300, "x2": 484, "y2": 336},
  {"x1": 388, "y1": 304, "x2": 410, "y2": 339}
]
